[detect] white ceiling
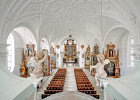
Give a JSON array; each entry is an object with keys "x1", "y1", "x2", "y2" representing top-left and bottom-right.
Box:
[{"x1": 0, "y1": 0, "x2": 140, "y2": 46}]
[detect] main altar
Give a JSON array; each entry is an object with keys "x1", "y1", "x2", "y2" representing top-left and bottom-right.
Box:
[{"x1": 63, "y1": 35, "x2": 77, "y2": 65}]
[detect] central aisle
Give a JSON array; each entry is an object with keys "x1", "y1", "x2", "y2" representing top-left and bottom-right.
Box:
[{"x1": 64, "y1": 67, "x2": 77, "y2": 91}]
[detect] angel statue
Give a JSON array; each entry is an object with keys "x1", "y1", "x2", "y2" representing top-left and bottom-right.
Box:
[
  {"x1": 90, "y1": 54, "x2": 110, "y2": 86},
  {"x1": 28, "y1": 50, "x2": 48, "y2": 78}
]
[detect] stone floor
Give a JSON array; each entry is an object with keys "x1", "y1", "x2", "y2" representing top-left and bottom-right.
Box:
[
  {"x1": 64, "y1": 67, "x2": 77, "y2": 91},
  {"x1": 37, "y1": 67, "x2": 104, "y2": 100}
]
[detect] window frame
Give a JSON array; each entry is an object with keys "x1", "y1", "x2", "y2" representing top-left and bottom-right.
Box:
[{"x1": 7, "y1": 33, "x2": 15, "y2": 72}]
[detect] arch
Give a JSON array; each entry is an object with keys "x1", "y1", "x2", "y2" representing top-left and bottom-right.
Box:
[
  {"x1": 12, "y1": 26, "x2": 37, "y2": 49},
  {"x1": 6, "y1": 26, "x2": 37, "y2": 75},
  {"x1": 102, "y1": 26, "x2": 130, "y2": 48}
]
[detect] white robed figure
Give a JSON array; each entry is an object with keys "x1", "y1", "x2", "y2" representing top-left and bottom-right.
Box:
[
  {"x1": 90, "y1": 54, "x2": 110, "y2": 86},
  {"x1": 27, "y1": 50, "x2": 48, "y2": 78}
]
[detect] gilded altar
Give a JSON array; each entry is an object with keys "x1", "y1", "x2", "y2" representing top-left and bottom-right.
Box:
[
  {"x1": 20, "y1": 43, "x2": 36, "y2": 78},
  {"x1": 103, "y1": 43, "x2": 120, "y2": 78},
  {"x1": 50, "y1": 45, "x2": 56, "y2": 69},
  {"x1": 63, "y1": 36, "x2": 77, "y2": 63},
  {"x1": 20, "y1": 43, "x2": 51, "y2": 78},
  {"x1": 85, "y1": 45, "x2": 91, "y2": 69},
  {"x1": 91, "y1": 44, "x2": 100, "y2": 66},
  {"x1": 91, "y1": 44, "x2": 100, "y2": 76}
]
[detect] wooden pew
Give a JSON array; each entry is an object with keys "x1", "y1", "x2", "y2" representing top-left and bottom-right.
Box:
[
  {"x1": 74, "y1": 68, "x2": 100, "y2": 99},
  {"x1": 42, "y1": 68, "x2": 66, "y2": 99}
]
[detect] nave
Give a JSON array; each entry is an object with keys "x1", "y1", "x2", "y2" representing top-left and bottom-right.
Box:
[{"x1": 37, "y1": 67, "x2": 103, "y2": 100}]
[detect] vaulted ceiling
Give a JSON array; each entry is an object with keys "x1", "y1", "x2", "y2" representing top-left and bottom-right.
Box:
[{"x1": 0, "y1": 0, "x2": 140, "y2": 46}]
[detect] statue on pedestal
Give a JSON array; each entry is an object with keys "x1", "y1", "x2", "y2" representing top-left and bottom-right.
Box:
[
  {"x1": 28, "y1": 50, "x2": 48, "y2": 78},
  {"x1": 90, "y1": 54, "x2": 110, "y2": 86}
]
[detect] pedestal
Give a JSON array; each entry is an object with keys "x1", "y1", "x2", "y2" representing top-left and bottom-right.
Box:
[{"x1": 99, "y1": 78, "x2": 109, "y2": 100}]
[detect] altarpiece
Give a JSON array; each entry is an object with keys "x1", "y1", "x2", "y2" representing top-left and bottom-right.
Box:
[
  {"x1": 90, "y1": 44, "x2": 100, "y2": 76},
  {"x1": 50, "y1": 45, "x2": 56, "y2": 69},
  {"x1": 85, "y1": 45, "x2": 91, "y2": 69},
  {"x1": 103, "y1": 43, "x2": 120, "y2": 77},
  {"x1": 20, "y1": 43, "x2": 36, "y2": 77},
  {"x1": 63, "y1": 35, "x2": 77, "y2": 64}
]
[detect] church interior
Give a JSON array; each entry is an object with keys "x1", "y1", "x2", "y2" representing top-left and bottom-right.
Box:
[{"x1": 0, "y1": 0, "x2": 140, "y2": 100}]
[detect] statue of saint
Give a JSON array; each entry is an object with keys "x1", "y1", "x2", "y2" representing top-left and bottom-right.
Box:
[
  {"x1": 28, "y1": 50, "x2": 48, "y2": 78},
  {"x1": 90, "y1": 54, "x2": 110, "y2": 86}
]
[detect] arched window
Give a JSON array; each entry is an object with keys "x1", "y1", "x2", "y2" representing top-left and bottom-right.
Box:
[
  {"x1": 130, "y1": 38, "x2": 134, "y2": 67},
  {"x1": 7, "y1": 33, "x2": 15, "y2": 72}
]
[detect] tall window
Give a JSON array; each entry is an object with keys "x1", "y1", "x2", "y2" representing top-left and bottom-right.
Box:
[
  {"x1": 130, "y1": 38, "x2": 134, "y2": 67},
  {"x1": 7, "y1": 33, "x2": 15, "y2": 72}
]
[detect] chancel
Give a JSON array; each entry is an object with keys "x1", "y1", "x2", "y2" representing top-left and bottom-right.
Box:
[
  {"x1": 63, "y1": 35, "x2": 77, "y2": 66},
  {"x1": 0, "y1": 0, "x2": 140, "y2": 100}
]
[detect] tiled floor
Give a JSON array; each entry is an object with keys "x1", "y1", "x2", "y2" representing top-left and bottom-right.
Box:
[{"x1": 37, "y1": 67, "x2": 104, "y2": 100}]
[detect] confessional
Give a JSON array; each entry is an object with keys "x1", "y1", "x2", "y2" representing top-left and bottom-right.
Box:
[
  {"x1": 63, "y1": 36, "x2": 77, "y2": 64},
  {"x1": 91, "y1": 44, "x2": 100, "y2": 76},
  {"x1": 103, "y1": 43, "x2": 120, "y2": 78},
  {"x1": 85, "y1": 45, "x2": 91, "y2": 69},
  {"x1": 50, "y1": 45, "x2": 56, "y2": 69}
]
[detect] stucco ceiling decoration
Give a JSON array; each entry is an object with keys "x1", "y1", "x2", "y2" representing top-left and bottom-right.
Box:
[
  {"x1": 40, "y1": 0, "x2": 105, "y2": 44},
  {"x1": 0, "y1": 0, "x2": 139, "y2": 45}
]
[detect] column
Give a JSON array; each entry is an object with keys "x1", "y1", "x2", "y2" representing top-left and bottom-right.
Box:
[{"x1": 0, "y1": 44, "x2": 9, "y2": 69}]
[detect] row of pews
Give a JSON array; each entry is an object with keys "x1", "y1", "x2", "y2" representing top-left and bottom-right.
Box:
[
  {"x1": 74, "y1": 68, "x2": 99, "y2": 99},
  {"x1": 42, "y1": 68, "x2": 66, "y2": 99}
]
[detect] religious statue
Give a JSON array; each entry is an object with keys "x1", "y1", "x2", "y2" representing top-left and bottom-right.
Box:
[
  {"x1": 90, "y1": 54, "x2": 110, "y2": 86},
  {"x1": 26, "y1": 42, "x2": 35, "y2": 57},
  {"x1": 29, "y1": 50, "x2": 48, "y2": 78}
]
